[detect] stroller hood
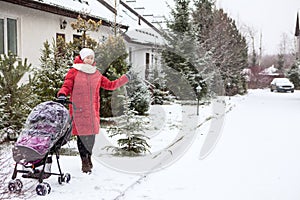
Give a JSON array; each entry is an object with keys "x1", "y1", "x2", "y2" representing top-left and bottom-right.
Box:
[{"x1": 13, "y1": 101, "x2": 71, "y2": 163}]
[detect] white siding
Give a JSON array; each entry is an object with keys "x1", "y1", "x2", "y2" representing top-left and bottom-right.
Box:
[{"x1": 0, "y1": 1, "x2": 113, "y2": 68}]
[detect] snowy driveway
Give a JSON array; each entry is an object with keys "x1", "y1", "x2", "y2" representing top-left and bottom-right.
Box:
[
  {"x1": 123, "y1": 89, "x2": 300, "y2": 200},
  {"x1": 4, "y1": 89, "x2": 300, "y2": 200}
]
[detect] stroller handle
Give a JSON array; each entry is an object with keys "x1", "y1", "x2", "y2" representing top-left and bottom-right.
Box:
[
  {"x1": 54, "y1": 99, "x2": 77, "y2": 111},
  {"x1": 65, "y1": 100, "x2": 77, "y2": 111}
]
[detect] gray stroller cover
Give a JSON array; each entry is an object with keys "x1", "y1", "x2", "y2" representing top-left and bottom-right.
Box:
[{"x1": 12, "y1": 101, "x2": 71, "y2": 163}]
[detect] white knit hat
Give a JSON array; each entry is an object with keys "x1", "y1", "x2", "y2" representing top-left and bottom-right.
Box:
[{"x1": 79, "y1": 48, "x2": 94, "y2": 60}]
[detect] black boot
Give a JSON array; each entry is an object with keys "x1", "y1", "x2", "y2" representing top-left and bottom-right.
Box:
[
  {"x1": 81, "y1": 155, "x2": 91, "y2": 173},
  {"x1": 88, "y1": 154, "x2": 93, "y2": 169}
]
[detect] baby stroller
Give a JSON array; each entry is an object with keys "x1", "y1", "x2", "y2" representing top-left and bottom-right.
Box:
[{"x1": 8, "y1": 100, "x2": 73, "y2": 196}]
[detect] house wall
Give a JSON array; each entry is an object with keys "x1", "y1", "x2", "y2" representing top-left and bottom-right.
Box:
[
  {"x1": 0, "y1": 1, "x2": 163, "y2": 83},
  {"x1": 126, "y1": 42, "x2": 161, "y2": 79},
  {"x1": 0, "y1": 1, "x2": 113, "y2": 68}
]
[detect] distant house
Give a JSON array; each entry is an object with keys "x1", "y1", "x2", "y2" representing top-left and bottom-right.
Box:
[
  {"x1": 0, "y1": 0, "x2": 164, "y2": 79},
  {"x1": 259, "y1": 65, "x2": 280, "y2": 76},
  {"x1": 245, "y1": 65, "x2": 282, "y2": 89}
]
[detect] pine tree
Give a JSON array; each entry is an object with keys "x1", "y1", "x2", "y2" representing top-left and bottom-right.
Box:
[
  {"x1": 126, "y1": 72, "x2": 151, "y2": 115},
  {"x1": 31, "y1": 38, "x2": 71, "y2": 104},
  {"x1": 95, "y1": 35, "x2": 129, "y2": 117},
  {"x1": 288, "y1": 61, "x2": 300, "y2": 89},
  {"x1": 192, "y1": 0, "x2": 215, "y2": 45},
  {"x1": 103, "y1": 96, "x2": 150, "y2": 156},
  {"x1": 212, "y1": 9, "x2": 248, "y2": 94},
  {"x1": 195, "y1": 6, "x2": 248, "y2": 95},
  {"x1": 162, "y1": 0, "x2": 205, "y2": 99},
  {"x1": 0, "y1": 53, "x2": 33, "y2": 142}
]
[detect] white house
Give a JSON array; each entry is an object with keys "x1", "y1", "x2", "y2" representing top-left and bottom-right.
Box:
[
  {"x1": 0, "y1": 0, "x2": 164, "y2": 80},
  {"x1": 117, "y1": 0, "x2": 165, "y2": 79},
  {"x1": 259, "y1": 65, "x2": 280, "y2": 76},
  {"x1": 0, "y1": 0, "x2": 127, "y2": 67}
]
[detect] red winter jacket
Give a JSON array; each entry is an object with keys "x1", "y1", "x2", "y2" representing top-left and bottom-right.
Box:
[{"x1": 58, "y1": 56, "x2": 128, "y2": 136}]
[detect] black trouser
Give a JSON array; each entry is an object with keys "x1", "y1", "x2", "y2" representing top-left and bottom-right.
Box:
[{"x1": 77, "y1": 135, "x2": 95, "y2": 158}]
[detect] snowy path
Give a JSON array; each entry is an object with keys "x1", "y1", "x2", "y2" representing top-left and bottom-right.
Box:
[
  {"x1": 122, "y1": 89, "x2": 300, "y2": 200},
  {"x1": 3, "y1": 89, "x2": 300, "y2": 200}
]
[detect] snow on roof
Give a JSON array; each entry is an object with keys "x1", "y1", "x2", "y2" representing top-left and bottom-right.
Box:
[
  {"x1": 117, "y1": 2, "x2": 165, "y2": 45},
  {"x1": 125, "y1": 28, "x2": 165, "y2": 45},
  {"x1": 33, "y1": 0, "x2": 164, "y2": 45},
  {"x1": 33, "y1": 0, "x2": 115, "y2": 23},
  {"x1": 259, "y1": 65, "x2": 279, "y2": 76}
]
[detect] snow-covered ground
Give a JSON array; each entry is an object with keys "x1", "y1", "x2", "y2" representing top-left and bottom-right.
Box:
[{"x1": 2, "y1": 89, "x2": 300, "y2": 200}]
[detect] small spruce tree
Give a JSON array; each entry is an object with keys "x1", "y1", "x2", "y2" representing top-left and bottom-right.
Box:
[
  {"x1": 103, "y1": 96, "x2": 150, "y2": 156},
  {"x1": 95, "y1": 35, "x2": 129, "y2": 117},
  {"x1": 288, "y1": 61, "x2": 300, "y2": 89},
  {"x1": 126, "y1": 72, "x2": 151, "y2": 115},
  {"x1": 0, "y1": 52, "x2": 33, "y2": 142},
  {"x1": 31, "y1": 38, "x2": 71, "y2": 104}
]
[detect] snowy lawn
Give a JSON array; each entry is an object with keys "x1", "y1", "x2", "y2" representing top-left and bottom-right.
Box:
[{"x1": 1, "y1": 89, "x2": 300, "y2": 200}]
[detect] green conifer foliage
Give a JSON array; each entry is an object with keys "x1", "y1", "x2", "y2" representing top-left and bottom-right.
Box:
[
  {"x1": 0, "y1": 52, "x2": 33, "y2": 142},
  {"x1": 126, "y1": 72, "x2": 151, "y2": 115},
  {"x1": 288, "y1": 61, "x2": 300, "y2": 89},
  {"x1": 162, "y1": 0, "x2": 207, "y2": 99},
  {"x1": 31, "y1": 38, "x2": 72, "y2": 104},
  {"x1": 95, "y1": 35, "x2": 129, "y2": 117},
  {"x1": 104, "y1": 96, "x2": 150, "y2": 156}
]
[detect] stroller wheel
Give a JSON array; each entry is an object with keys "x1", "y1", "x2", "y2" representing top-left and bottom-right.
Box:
[
  {"x1": 58, "y1": 176, "x2": 63, "y2": 184},
  {"x1": 64, "y1": 173, "x2": 71, "y2": 183},
  {"x1": 15, "y1": 179, "x2": 23, "y2": 192},
  {"x1": 36, "y1": 183, "x2": 47, "y2": 196},
  {"x1": 44, "y1": 182, "x2": 51, "y2": 194},
  {"x1": 8, "y1": 180, "x2": 16, "y2": 192},
  {"x1": 8, "y1": 179, "x2": 23, "y2": 193}
]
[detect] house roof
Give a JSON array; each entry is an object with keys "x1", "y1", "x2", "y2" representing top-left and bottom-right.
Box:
[
  {"x1": 118, "y1": 0, "x2": 161, "y2": 34},
  {"x1": 4, "y1": 0, "x2": 165, "y2": 46},
  {"x1": 123, "y1": 28, "x2": 164, "y2": 46},
  {"x1": 117, "y1": 0, "x2": 165, "y2": 46},
  {"x1": 4, "y1": 0, "x2": 128, "y2": 29},
  {"x1": 259, "y1": 65, "x2": 280, "y2": 76}
]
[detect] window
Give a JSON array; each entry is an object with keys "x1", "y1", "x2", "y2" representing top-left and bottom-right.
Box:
[
  {"x1": 73, "y1": 34, "x2": 82, "y2": 49},
  {"x1": 0, "y1": 17, "x2": 18, "y2": 55},
  {"x1": 56, "y1": 33, "x2": 65, "y2": 56},
  {"x1": 56, "y1": 33, "x2": 65, "y2": 42},
  {"x1": 7, "y1": 18, "x2": 17, "y2": 54}
]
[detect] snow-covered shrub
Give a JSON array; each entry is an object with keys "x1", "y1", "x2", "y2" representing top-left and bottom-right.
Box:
[
  {"x1": 288, "y1": 61, "x2": 300, "y2": 89},
  {"x1": 31, "y1": 38, "x2": 74, "y2": 104},
  {"x1": 0, "y1": 53, "x2": 33, "y2": 143},
  {"x1": 103, "y1": 97, "x2": 150, "y2": 156},
  {"x1": 126, "y1": 72, "x2": 151, "y2": 115}
]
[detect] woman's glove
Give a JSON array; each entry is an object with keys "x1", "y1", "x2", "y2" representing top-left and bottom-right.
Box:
[{"x1": 56, "y1": 95, "x2": 67, "y2": 104}]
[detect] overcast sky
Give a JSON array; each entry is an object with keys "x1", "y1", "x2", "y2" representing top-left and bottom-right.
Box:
[
  {"x1": 123, "y1": 0, "x2": 300, "y2": 55},
  {"x1": 216, "y1": 0, "x2": 300, "y2": 55}
]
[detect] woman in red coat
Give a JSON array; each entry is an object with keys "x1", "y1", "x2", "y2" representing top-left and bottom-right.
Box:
[{"x1": 57, "y1": 48, "x2": 129, "y2": 173}]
